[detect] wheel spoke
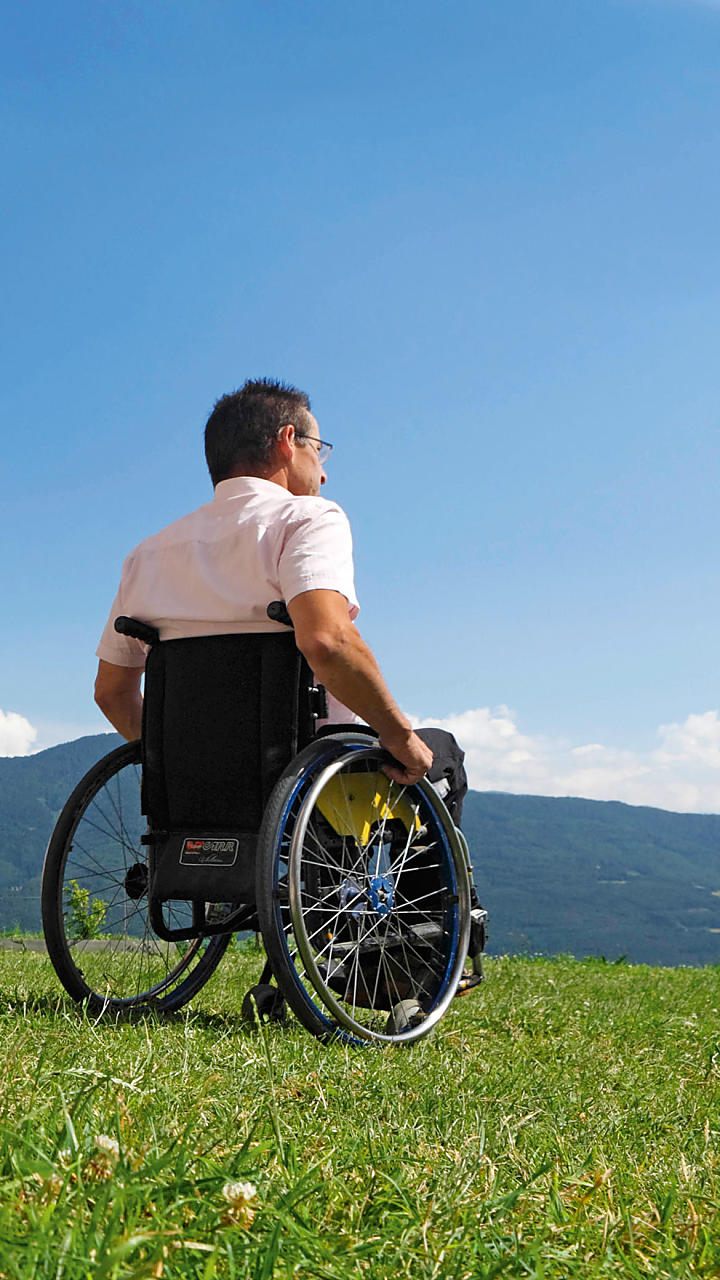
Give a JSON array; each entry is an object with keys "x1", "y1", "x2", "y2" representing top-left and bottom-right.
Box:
[
  {"x1": 45, "y1": 744, "x2": 227, "y2": 1011},
  {"x1": 274, "y1": 751, "x2": 467, "y2": 1041}
]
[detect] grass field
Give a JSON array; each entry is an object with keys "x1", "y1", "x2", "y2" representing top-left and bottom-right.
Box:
[{"x1": 0, "y1": 949, "x2": 718, "y2": 1279}]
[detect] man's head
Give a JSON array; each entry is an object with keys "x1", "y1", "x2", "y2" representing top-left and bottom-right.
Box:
[{"x1": 204, "y1": 378, "x2": 327, "y2": 496}]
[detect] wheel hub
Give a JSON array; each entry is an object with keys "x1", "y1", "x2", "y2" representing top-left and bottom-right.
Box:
[
  {"x1": 368, "y1": 874, "x2": 394, "y2": 917},
  {"x1": 124, "y1": 861, "x2": 149, "y2": 901}
]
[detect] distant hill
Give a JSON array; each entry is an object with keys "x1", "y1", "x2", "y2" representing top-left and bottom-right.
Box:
[
  {"x1": 0, "y1": 734, "x2": 122, "y2": 932},
  {"x1": 463, "y1": 791, "x2": 720, "y2": 965},
  {"x1": 1, "y1": 734, "x2": 718, "y2": 964}
]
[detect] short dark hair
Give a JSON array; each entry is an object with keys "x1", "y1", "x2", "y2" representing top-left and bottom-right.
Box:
[{"x1": 204, "y1": 378, "x2": 313, "y2": 485}]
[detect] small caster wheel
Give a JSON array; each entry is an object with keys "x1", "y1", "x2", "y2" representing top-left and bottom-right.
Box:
[
  {"x1": 385, "y1": 999, "x2": 426, "y2": 1035},
  {"x1": 241, "y1": 983, "x2": 287, "y2": 1025}
]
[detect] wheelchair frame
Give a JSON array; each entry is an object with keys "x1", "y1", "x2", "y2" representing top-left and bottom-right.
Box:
[{"x1": 41, "y1": 614, "x2": 475, "y2": 1045}]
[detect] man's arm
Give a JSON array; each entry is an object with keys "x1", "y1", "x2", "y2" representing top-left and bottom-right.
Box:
[
  {"x1": 94, "y1": 660, "x2": 143, "y2": 741},
  {"x1": 287, "y1": 589, "x2": 433, "y2": 785}
]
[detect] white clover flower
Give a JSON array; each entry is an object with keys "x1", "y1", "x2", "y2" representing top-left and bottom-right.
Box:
[
  {"x1": 222, "y1": 1180, "x2": 257, "y2": 1205},
  {"x1": 221, "y1": 1180, "x2": 259, "y2": 1229},
  {"x1": 94, "y1": 1135, "x2": 120, "y2": 1161}
]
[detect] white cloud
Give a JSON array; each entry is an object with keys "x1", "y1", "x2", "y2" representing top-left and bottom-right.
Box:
[
  {"x1": 0, "y1": 710, "x2": 38, "y2": 757},
  {"x1": 411, "y1": 706, "x2": 720, "y2": 814}
]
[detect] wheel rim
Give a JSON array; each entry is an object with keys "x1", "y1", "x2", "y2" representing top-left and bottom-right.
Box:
[
  {"x1": 282, "y1": 747, "x2": 470, "y2": 1043},
  {"x1": 49, "y1": 748, "x2": 224, "y2": 1007}
]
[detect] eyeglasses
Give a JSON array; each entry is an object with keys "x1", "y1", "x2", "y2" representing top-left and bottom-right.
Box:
[{"x1": 295, "y1": 434, "x2": 333, "y2": 464}]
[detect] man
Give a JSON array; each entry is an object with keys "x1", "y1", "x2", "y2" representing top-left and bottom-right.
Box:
[
  {"x1": 95, "y1": 379, "x2": 482, "y2": 988},
  {"x1": 95, "y1": 378, "x2": 468, "y2": 816}
]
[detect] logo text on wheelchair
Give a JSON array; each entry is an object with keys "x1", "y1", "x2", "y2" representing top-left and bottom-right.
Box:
[{"x1": 179, "y1": 837, "x2": 240, "y2": 868}]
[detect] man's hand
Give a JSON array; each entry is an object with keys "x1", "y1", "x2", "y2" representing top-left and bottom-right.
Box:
[
  {"x1": 379, "y1": 726, "x2": 434, "y2": 786},
  {"x1": 288, "y1": 589, "x2": 433, "y2": 784}
]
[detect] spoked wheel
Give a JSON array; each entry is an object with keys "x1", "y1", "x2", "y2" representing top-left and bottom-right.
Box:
[
  {"x1": 257, "y1": 735, "x2": 471, "y2": 1045},
  {"x1": 41, "y1": 741, "x2": 230, "y2": 1013}
]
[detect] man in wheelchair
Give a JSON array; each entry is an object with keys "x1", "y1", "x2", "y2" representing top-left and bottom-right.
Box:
[
  {"x1": 95, "y1": 380, "x2": 461, "y2": 800},
  {"x1": 56, "y1": 378, "x2": 486, "y2": 1041}
]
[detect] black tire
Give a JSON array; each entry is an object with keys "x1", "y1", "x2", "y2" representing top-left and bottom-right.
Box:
[
  {"x1": 256, "y1": 734, "x2": 471, "y2": 1045},
  {"x1": 41, "y1": 742, "x2": 231, "y2": 1013}
]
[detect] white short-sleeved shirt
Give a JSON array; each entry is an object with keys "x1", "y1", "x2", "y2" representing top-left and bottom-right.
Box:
[{"x1": 96, "y1": 476, "x2": 361, "y2": 723}]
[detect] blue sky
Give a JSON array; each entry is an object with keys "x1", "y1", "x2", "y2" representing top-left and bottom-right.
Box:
[{"x1": 3, "y1": 0, "x2": 720, "y2": 809}]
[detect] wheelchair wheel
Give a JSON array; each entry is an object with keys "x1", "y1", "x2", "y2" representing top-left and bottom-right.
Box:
[
  {"x1": 257, "y1": 734, "x2": 471, "y2": 1045},
  {"x1": 41, "y1": 741, "x2": 231, "y2": 1013}
]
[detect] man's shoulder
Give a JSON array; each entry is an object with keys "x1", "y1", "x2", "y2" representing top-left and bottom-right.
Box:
[
  {"x1": 280, "y1": 492, "x2": 350, "y2": 526},
  {"x1": 121, "y1": 489, "x2": 351, "y2": 568}
]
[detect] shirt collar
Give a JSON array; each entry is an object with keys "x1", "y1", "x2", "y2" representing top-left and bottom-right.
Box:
[{"x1": 212, "y1": 476, "x2": 286, "y2": 502}]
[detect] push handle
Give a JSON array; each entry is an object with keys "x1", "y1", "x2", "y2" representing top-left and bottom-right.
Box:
[
  {"x1": 267, "y1": 600, "x2": 293, "y2": 627},
  {"x1": 114, "y1": 615, "x2": 160, "y2": 646}
]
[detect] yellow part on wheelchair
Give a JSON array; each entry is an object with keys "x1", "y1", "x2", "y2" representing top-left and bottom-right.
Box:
[{"x1": 316, "y1": 772, "x2": 422, "y2": 846}]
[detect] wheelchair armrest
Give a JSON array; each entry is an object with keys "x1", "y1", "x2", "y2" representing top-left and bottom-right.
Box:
[
  {"x1": 114, "y1": 615, "x2": 160, "y2": 646},
  {"x1": 316, "y1": 723, "x2": 378, "y2": 738}
]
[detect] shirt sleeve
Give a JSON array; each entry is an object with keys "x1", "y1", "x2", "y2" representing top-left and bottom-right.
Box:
[
  {"x1": 95, "y1": 572, "x2": 148, "y2": 668},
  {"x1": 278, "y1": 501, "x2": 360, "y2": 619}
]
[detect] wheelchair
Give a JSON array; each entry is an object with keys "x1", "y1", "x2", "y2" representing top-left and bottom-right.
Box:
[{"x1": 41, "y1": 609, "x2": 482, "y2": 1045}]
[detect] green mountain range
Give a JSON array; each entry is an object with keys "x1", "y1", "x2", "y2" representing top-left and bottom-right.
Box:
[
  {"x1": 463, "y1": 790, "x2": 720, "y2": 965},
  {"x1": 1, "y1": 734, "x2": 719, "y2": 965}
]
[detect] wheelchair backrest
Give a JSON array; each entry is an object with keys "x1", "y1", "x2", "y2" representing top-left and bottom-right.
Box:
[{"x1": 141, "y1": 630, "x2": 316, "y2": 835}]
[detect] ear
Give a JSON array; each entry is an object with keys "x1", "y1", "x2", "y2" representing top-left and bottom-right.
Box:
[{"x1": 276, "y1": 423, "x2": 296, "y2": 457}]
